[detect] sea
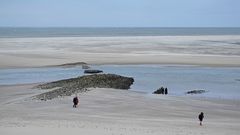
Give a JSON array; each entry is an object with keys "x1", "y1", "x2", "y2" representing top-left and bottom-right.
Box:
[
  {"x1": 1, "y1": 27, "x2": 240, "y2": 38},
  {"x1": 0, "y1": 27, "x2": 240, "y2": 100}
]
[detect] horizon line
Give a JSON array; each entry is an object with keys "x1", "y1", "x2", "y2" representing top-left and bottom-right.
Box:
[{"x1": 1, "y1": 26, "x2": 240, "y2": 28}]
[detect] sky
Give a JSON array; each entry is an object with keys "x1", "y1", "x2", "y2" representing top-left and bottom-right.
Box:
[{"x1": 0, "y1": 0, "x2": 240, "y2": 27}]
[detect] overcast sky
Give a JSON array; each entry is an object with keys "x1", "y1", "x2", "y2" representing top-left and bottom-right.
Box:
[{"x1": 0, "y1": 0, "x2": 240, "y2": 27}]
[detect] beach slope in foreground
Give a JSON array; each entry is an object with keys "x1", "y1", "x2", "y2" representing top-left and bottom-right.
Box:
[{"x1": 0, "y1": 84, "x2": 239, "y2": 135}]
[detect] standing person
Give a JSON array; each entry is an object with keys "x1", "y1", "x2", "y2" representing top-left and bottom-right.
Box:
[
  {"x1": 164, "y1": 87, "x2": 168, "y2": 95},
  {"x1": 73, "y1": 96, "x2": 79, "y2": 108},
  {"x1": 160, "y1": 87, "x2": 164, "y2": 94},
  {"x1": 198, "y1": 112, "x2": 204, "y2": 126}
]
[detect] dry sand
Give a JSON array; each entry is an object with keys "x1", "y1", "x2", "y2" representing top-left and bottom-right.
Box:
[
  {"x1": 1, "y1": 35, "x2": 240, "y2": 134},
  {"x1": 1, "y1": 36, "x2": 240, "y2": 68},
  {"x1": 0, "y1": 84, "x2": 240, "y2": 135}
]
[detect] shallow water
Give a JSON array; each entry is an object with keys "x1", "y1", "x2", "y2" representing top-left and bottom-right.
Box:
[
  {"x1": 0, "y1": 67, "x2": 84, "y2": 85},
  {"x1": 0, "y1": 65, "x2": 240, "y2": 100}
]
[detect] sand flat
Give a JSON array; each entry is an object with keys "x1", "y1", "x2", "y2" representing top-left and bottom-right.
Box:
[
  {"x1": 1, "y1": 36, "x2": 240, "y2": 68},
  {"x1": 0, "y1": 84, "x2": 240, "y2": 135},
  {"x1": 1, "y1": 35, "x2": 240, "y2": 134}
]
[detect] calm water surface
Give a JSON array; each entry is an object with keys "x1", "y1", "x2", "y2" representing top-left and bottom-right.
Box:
[
  {"x1": 0, "y1": 65, "x2": 239, "y2": 100},
  {"x1": 1, "y1": 27, "x2": 240, "y2": 38}
]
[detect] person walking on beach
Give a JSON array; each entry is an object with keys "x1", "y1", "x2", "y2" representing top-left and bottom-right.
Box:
[
  {"x1": 73, "y1": 96, "x2": 79, "y2": 108},
  {"x1": 198, "y1": 112, "x2": 204, "y2": 126}
]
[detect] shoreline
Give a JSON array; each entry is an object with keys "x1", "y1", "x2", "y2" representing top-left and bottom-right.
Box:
[
  {"x1": 0, "y1": 83, "x2": 238, "y2": 104},
  {"x1": 1, "y1": 80, "x2": 240, "y2": 102},
  {"x1": 1, "y1": 82, "x2": 240, "y2": 107},
  {"x1": 1, "y1": 55, "x2": 240, "y2": 69}
]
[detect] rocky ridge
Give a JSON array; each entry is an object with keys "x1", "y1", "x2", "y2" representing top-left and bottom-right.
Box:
[{"x1": 34, "y1": 74, "x2": 134, "y2": 100}]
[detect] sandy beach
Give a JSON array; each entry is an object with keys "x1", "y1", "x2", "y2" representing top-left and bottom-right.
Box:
[
  {"x1": 1, "y1": 35, "x2": 240, "y2": 135},
  {"x1": 1, "y1": 35, "x2": 240, "y2": 68},
  {"x1": 1, "y1": 0, "x2": 240, "y2": 134},
  {"x1": 0, "y1": 84, "x2": 240, "y2": 135}
]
